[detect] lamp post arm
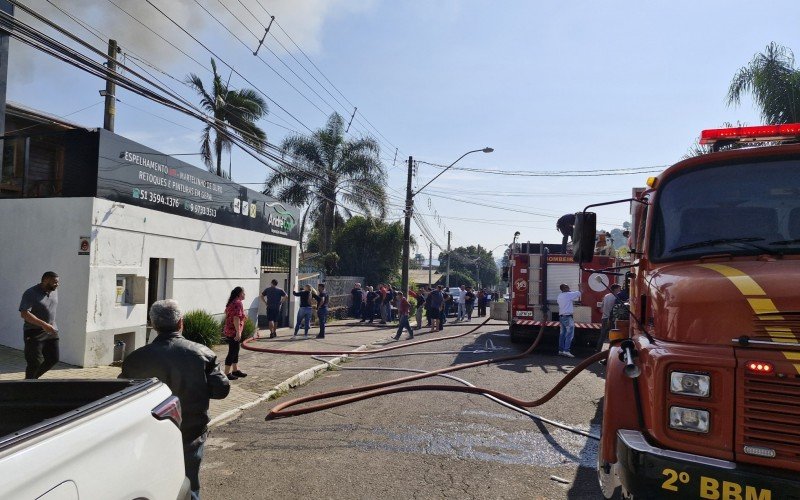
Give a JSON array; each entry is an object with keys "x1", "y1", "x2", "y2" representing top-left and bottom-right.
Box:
[{"x1": 412, "y1": 148, "x2": 483, "y2": 197}]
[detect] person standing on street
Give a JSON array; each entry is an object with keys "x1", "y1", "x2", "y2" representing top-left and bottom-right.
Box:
[
  {"x1": 415, "y1": 286, "x2": 426, "y2": 329},
  {"x1": 120, "y1": 299, "x2": 230, "y2": 499},
  {"x1": 222, "y1": 287, "x2": 248, "y2": 380},
  {"x1": 429, "y1": 285, "x2": 444, "y2": 332},
  {"x1": 260, "y1": 279, "x2": 287, "y2": 339},
  {"x1": 351, "y1": 283, "x2": 363, "y2": 320},
  {"x1": 365, "y1": 286, "x2": 377, "y2": 323},
  {"x1": 456, "y1": 284, "x2": 467, "y2": 322},
  {"x1": 293, "y1": 284, "x2": 316, "y2": 338},
  {"x1": 597, "y1": 284, "x2": 622, "y2": 352},
  {"x1": 477, "y1": 288, "x2": 488, "y2": 317},
  {"x1": 557, "y1": 283, "x2": 582, "y2": 358},
  {"x1": 556, "y1": 213, "x2": 576, "y2": 254},
  {"x1": 393, "y1": 292, "x2": 414, "y2": 340},
  {"x1": 464, "y1": 286, "x2": 476, "y2": 321},
  {"x1": 19, "y1": 271, "x2": 61, "y2": 379},
  {"x1": 315, "y1": 283, "x2": 329, "y2": 339},
  {"x1": 440, "y1": 290, "x2": 450, "y2": 327}
]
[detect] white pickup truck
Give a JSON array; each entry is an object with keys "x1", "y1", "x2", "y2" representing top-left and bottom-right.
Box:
[{"x1": 0, "y1": 378, "x2": 190, "y2": 499}]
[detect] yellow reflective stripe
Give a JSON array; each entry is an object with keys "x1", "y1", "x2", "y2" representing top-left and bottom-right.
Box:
[
  {"x1": 783, "y1": 352, "x2": 800, "y2": 360},
  {"x1": 698, "y1": 263, "x2": 767, "y2": 296},
  {"x1": 794, "y1": 364, "x2": 800, "y2": 375},
  {"x1": 696, "y1": 263, "x2": 800, "y2": 349},
  {"x1": 747, "y1": 298, "x2": 780, "y2": 315}
]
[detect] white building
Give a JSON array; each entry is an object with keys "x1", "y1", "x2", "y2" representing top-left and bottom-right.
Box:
[{"x1": 0, "y1": 105, "x2": 300, "y2": 367}]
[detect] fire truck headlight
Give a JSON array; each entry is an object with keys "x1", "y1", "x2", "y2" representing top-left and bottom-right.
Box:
[
  {"x1": 669, "y1": 406, "x2": 710, "y2": 433},
  {"x1": 669, "y1": 371, "x2": 710, "y2": 397}
]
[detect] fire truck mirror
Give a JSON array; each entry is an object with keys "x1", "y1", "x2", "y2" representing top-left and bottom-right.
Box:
[{"x1": 572, "y1": 212, "x2": 597, "y2": 263}]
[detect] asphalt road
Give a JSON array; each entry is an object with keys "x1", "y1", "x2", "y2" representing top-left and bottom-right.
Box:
[{"x1": 201, "y1": 321, "x2": 607, "y2": 499}]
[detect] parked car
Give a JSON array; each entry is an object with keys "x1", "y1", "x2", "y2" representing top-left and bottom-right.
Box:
[{"x1": 0, "y1": 379, "x2": 190, "y2": 499}]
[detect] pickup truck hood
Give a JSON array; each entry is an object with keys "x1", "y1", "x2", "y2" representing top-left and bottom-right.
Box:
[{"x1": 646, "y1": 259, "x2": 800, "y2": 345}]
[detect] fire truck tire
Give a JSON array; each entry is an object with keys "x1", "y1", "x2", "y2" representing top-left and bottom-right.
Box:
[
  {"x1": 509, "y1": 324, "x2": 525, "y2": 344},
  {"x1": 597, "y1": 440, "x2": 627, "y2": 499}
]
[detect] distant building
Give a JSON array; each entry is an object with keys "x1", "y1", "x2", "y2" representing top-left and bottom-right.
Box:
[{"x1": 0, "y1": 103, "x2": 300, "y2": 367}]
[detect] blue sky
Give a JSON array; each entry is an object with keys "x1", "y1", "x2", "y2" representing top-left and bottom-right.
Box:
[{"x1": 8, "y1": 1, "x2": 800, "y2": 258}]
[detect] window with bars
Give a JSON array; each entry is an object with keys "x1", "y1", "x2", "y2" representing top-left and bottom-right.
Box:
[{"x1": 261, "y1": 242, "x2": 292, "y2": 272}]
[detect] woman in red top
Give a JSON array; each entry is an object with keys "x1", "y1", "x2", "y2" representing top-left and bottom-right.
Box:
[{"x1": 223, "y1": 287, "x2": 247, "y2": 381}]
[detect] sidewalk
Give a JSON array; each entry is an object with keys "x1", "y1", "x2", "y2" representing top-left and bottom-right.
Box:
[{"x1": 0, "y1": 320, "x2": 412, "y2": 426}]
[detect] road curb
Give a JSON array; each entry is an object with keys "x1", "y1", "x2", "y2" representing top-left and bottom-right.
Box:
[{"x1": 209, "y1": 344, "x2": 369, "y2": 428}]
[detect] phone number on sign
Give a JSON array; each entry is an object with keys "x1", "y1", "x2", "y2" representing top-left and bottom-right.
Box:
[
  {"x1": 134, "y1": 189, "x2": 180, "y2": 208},
  {"x1": 184, "y1": 201, "x2": 217, "y2": 218}
]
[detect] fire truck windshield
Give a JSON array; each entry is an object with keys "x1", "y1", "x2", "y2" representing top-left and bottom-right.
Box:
[{"x1": 650, "y1": 159, "x2": 800, "y2": 261}]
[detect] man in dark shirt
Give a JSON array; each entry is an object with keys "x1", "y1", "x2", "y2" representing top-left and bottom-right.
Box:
[
  {"x1": 260, "y1": 279, "x2": 287, "y2": 338},
  {"x1": 18, "y1": 271, "x2": 60, "y2": 379},
  {"x1": 351, "y1": 283, "x2": 364, "y2": 321},
  {"x1": 365, "y1": 286, "x2": 377, "y2": 323},
  {"x1": 557, "y1": 213, "x2": 576, "y2": 254},
  {"x1": 464, "y1": 287, "x2": 476, "y2": 321},
  {"x1": 120, "y1": 299, "x2": 230, "y2": 499},
  {"x1": 315, "y1": 283, "x2": 330, "y2": 338},
  {"x1": 428, "y1": 286, "x2": 444, "y2": 332}
]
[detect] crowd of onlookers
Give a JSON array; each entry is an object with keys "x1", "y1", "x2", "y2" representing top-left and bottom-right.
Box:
[{"x1": 349, "y1": 283, "x2": 499, "y2": 338}]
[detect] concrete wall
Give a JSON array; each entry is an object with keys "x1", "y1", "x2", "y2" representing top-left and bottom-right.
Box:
[
  {"x1": 85, "y1": 198, "x2": 298, "y2": 366},
  {"x1": 0, "y1": 197, "x2": 299, "y2": 367},
  {"x1": 0, "y1": 198, "x2": 94, "y2": 366}
]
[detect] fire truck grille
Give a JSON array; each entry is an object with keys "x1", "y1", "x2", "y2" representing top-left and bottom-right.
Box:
[
  {"x1": 742, "y1": 373, "x2": 800, "y2": 463},
  {"x1": 752, "y1": 311, "x2": 800, "y2": 342}
]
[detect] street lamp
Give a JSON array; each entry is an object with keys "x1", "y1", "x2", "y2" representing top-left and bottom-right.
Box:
[{"x1": 401, "y1": 148, "x2": 493, "y2": 295}]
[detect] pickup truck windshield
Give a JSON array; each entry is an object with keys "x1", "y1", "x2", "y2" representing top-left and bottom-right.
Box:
[{"x1": 651, "y1": 159, "x2": 800, "y2": 262}]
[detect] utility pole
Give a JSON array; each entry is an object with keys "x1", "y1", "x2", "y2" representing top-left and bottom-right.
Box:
[
  {"x1": 445, "y1": 230, "x2": 451, "y2": 288},
  {"x1": 428, "y1": 242, "x2": 433, "y2": 287},
  {"x1": 401, "y1": 156, "x2": 413, "y2": 294},
  {"x1": 0, "y1": 0, "x2": 13, "y2": 170},
  {"x1": 103, "y1": 39, "x2": 119, "y2": 132}
]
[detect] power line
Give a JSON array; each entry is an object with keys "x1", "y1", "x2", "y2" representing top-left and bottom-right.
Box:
[
  {"x1": 143, "y1": 0, "x2": 314, "y2": 134},
  {"x1": 250, "y1": 0, "x2": 405, "y2": 156},
  {"x1": 11, "y1": 1, "x2": 399, "y2": 220}
]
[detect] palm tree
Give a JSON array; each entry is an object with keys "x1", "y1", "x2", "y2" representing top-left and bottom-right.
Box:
[
  {"x1": 186, "y1": 58, "x2": 268, "y2": 177},
  {"x1": 265, "y1": 112, "x2": 387, "y2": 254},
  {"x1": 727, "y1": 42, "x2": 800, "y2": 124}
]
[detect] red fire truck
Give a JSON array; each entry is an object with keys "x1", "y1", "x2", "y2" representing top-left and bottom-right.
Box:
[
  {"x1": 506, "y1": 241, "x2": 618, "y2": 349},
  {"x1": 576, "y1": 123, "x2": 800, "y2": 499}
]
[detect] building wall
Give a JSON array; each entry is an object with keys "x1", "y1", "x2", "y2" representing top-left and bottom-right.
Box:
[
  {"x1": 85, "y1": 198, "x2": 298, "y2": 367},
  {"x1": 0, "y1": 197, "x2": 299, "y2": 368},
  {"x1": 0, "y1": 198, "x2": 94, "y2": 366}
]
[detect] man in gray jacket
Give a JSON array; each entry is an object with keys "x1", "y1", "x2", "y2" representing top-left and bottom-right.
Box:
[{"x1": 121, "y1": 299, "x2": 230, "y2": 499}]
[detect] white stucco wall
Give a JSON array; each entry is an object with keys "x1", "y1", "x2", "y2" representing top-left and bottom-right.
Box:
[
  {"x1": 85, "y1": 198, "x2": 298, "y2": 366},
  {"x1": 0, "y1": 198, "x2": 94, "y2": 366},
  {"x1": 0, "y1": 197, "x2": 299, "y2": 368}
]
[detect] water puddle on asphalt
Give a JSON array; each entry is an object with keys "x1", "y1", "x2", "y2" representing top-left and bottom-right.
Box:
[{"x1": 354, "y1": 411, "x2": 599, "y2": 467}]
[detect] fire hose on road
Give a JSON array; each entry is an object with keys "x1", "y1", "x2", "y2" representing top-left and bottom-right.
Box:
[{"x1": 255, "y1": 317, "x2": 609, "y2": 427}]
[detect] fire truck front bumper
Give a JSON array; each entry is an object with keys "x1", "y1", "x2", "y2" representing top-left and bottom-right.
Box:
[{"x1": 615, "y1": 429, "x2": 800, "y2": 499}]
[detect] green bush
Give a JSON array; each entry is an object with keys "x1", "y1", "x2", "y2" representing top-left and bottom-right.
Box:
[
  {"x1": 183, "y1": 310, "x2": 222, "y2": 347},
  {"x1": 242, "y1": 316, "x2": 256, "y2": 340}
]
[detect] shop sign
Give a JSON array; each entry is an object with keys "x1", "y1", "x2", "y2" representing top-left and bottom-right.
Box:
[{"x1": 95, "y1": 131, "x2": 300, "y2": 240}]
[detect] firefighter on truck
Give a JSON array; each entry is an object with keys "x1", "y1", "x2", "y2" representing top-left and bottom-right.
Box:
[{"x1": 575, "y1": 123, "x2": 800, "y2": 499}]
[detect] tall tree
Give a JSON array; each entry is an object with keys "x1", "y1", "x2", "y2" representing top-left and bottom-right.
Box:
[
  {"x1": 265, "y1": 113, "x2": 387, "y2": 253},
  {"x1": 186, "y1": 58, "x2": 268, "y2": 177},
  {"x1": 438, "y1": 245, "x2": 499, "y2": 287},
  {"x1": 333, "y1": 216, "x2": 404, "y2": 285},
  {"x1": 727, "y1": 42, "x2": 800, "y2": 124}
]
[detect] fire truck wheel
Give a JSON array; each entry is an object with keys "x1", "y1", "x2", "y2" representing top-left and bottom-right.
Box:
[
  {"x1": 597, "y1": 439, "x2": 631, "y2": 499},
  {"x1": 509, "y1": 324, "x2": 526, "y2": 344}
]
